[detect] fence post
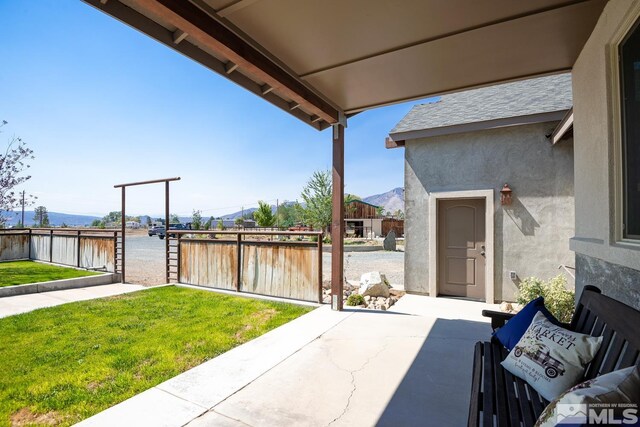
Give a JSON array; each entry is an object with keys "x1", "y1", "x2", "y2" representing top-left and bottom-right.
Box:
[
  {"x1": 49, "y1": 229, "x2": 53, "y2": 263},
  {"x1": 28, "y1": 228, "x2": 32, "y2": 260},
  {"x1": 77, "y1": 230, "x2": 81, "y2": 267},
  {"x1": 113, "y1": 231, "x2": 118, "y2": 274},
  {"x1": 177, "y1": 233, "x2": 181, "y2": 283},
  {"x1": 317, "y1": 233, "x2": 323, "y2": 304},
  {"x1": 236, "y1": 232, "x2": 242, "y2": 292}
]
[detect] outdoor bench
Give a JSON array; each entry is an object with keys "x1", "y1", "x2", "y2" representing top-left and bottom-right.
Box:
[{"x1": 467, "y1": 285, "x2": 640, "y2": 427}]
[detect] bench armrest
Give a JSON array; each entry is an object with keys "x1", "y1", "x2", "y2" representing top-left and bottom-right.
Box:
[{"x1": 482, "y1": 309, "x2": 515, "y2": 331}]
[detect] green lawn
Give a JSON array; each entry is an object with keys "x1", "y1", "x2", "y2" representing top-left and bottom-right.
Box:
[
  {"x1": 0, "y1": 286, "x2": 312, "y2": 426},
  {"x1": 0, "y1": 261, "x2": 99, "y2": 287}
]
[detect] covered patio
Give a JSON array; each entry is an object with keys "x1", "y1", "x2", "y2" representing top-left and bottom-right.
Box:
[{"x1": 75, "y1": 0, "x2": 640, "y2": 425}]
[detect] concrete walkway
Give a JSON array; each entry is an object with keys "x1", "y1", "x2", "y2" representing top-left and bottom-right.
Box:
[
  {"x1": 0, "y1": 283, "x2": 146, "y2": 318},
  {"x1": 78, "y1": 295, "x2": 498, "y2": 427}
]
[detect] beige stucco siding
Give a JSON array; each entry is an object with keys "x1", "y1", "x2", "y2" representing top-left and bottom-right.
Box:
[
  {"x1": 404, "y1": 121, "x2": 574, "y2": 302},
  {"x1": 571, "y1": 0, "x2": 640, "y2": 308}
]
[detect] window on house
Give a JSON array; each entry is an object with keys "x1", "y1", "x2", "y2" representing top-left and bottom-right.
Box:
[{"x1": 620, "y1": 19, "x2": 640, "y2": 239}]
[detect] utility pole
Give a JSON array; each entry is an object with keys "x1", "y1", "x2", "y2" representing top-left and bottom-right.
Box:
[{"x1": 20, "y1": 190, "x2": 25, "y2": 228}]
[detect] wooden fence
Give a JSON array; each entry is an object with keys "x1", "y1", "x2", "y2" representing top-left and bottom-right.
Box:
[
  {"x1": 171, "y1": 230, "x2": 323, "y2": 303},
  {"x1": 0, "y1": 229, "x2": 120, "y2": 272}
]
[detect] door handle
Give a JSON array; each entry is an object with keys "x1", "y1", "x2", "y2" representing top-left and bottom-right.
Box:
[{"x1": 480, "y1": 245, "x2": 486, "y2": 256}]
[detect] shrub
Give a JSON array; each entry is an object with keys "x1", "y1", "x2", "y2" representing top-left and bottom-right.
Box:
[
  {"x1": 346, "y1": 293, "x2": 365, "y2": 306},
  {"x1": 516, "y1": 275, "x2": 575, "y2": 323}
]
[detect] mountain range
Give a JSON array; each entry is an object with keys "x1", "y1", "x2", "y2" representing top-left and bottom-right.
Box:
[
  {"x1": 1, "y1": 188, "x2": 405, "y2": 226},
  {"x1": 2, "y1": 211, "x2": 101, "y2": 227}
]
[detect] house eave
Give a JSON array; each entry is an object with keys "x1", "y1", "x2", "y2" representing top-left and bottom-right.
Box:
[{"x1": 388, "y1": 110, "x2": 569, "y2": 142}]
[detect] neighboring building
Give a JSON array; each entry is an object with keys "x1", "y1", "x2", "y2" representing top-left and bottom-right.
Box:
[
  {"x1": 345, "y1": 200, "x2": 404, "y2": 238},
  {"x1": 125, "y1": 221, "x2": 140, "y2": 229},
  {"x1": 388, "y1": 74, "x2": 574, "y2": 303}
]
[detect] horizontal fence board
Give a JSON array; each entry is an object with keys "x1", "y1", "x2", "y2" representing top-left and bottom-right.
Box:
[
  {"x1": 0, "y1": 234, "x2": 29, "y2": 261},
  {"x1": 179, "y1": 240, "x2": 236, "y2": 290}
]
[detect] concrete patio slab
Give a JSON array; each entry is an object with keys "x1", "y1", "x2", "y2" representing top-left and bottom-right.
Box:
[
  {"x1": 77, "y1": 295, "x2": 499, "y2": 427},
  {"x1": 0, "y1": 283, "x2": 146, "y2": 318},
  {"x1": 75, "y1": 387, "x2": 207, "y2": 427},
  {"x1": 203, "y1": 296, "x2": 496, "y2": 427}
]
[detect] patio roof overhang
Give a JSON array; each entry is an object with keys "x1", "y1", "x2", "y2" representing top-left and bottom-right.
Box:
[{"x1": 84, "y1": 0, "x2": 606, "y2": 130}]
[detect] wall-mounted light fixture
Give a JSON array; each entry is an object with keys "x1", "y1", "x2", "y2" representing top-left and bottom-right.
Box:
[{"x1": 500, "y1": 184, "x2": 513, "y2": 206}]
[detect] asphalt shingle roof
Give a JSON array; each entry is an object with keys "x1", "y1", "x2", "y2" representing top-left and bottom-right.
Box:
[{"x1": 389, "y1": 73, "x2": 572, "y2": 135}]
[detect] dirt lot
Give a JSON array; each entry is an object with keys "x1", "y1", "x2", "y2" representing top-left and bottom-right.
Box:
[{"x1": 123, "y1": 230, "x2": 404, "y2": 287}]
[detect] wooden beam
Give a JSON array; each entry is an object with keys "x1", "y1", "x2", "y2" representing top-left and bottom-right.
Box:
[
  {"x1": 331, "y1": 123, "x2": 345, "y2": 311},
  {"x1": 289, "y1": 102, "x2": 300, "y2": 111},
  {"x1": 261, "y1": 84, "x2": 273, "y2": 95},
  {"x1": 310, "y1": 115, "x2": 322, "y2": 123},
  {"x1": 172, "y1": 29, "x2": 188, "y2": 44},
  {"x1": 130, "y1": 0, "x2": 339, "y2": 124},
  {"x1": 100, "y1": 0, "x2": 108, "y2": 4},
  {"x1": 225, "y1": 61, "x2": 239, "y2": 74}
]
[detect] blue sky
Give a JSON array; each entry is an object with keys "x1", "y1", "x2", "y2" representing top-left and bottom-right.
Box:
[{"x1": 0, "y1": 1, "x2": 429, "y2": 217}]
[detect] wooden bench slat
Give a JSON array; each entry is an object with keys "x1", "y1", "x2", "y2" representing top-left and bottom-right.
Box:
[
  {"x1": 482, "y1": 342, "x2": 495, "y2": 427},
  {"x1": 585, "y1": 327, "x2": 615, "y2": 379},
  {"x1": 619, "y1": 347, "x2": 639, "y2": 369},
  {"x1": 490, "y1": 342, "x2": 509, "y2": 427},
  {"x1": 600, "y1": 334, "x2": 626, "y2": 375},
  {"x1": 499, "y1": 346, "x2": 522, "y2": 426},
  {"x1": 467, "y1": 342, "x2": 483, "y2": 427},
  {"x1": 515, "y1": 376, "x2": 536, "y2": 426}
]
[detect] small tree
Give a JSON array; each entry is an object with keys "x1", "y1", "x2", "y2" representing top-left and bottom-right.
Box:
[
  {"x1": 234, "y1": 217, "x2": 244, "y2": 227},
  {"x1": 203, "y1": 216, "x2": 213, "y2": 230},
  {"x1": 276, "y1": 202, "x2": 300, "y2": 228},
  {"x1": 33, "y1": 206, "x2": 49, "y2": 227},
  {"x1": 375, "y1": 206, "x2": 385, "y2": 217},
  {"x1": 170, "y1": 213, "x2": 180, "y2": 224},
  {"x1": 254, "y1": 201, "x2": 276, "y2": 227},
  {"x1": 0, "y1": 121, "x2": 35, "y2": 226},
  {"x1": 217, "y1": 219, "x2": 225, "y2": 230},
  {"x1": 191, "y1": 210, "x2": 202, "y2": 230},
  {"x1": 300, "y1": 170, "x2": 332, "y2": 232}
]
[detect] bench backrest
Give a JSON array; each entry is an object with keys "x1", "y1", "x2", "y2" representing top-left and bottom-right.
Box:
[{"x1": 570, "y1": 285, "x2": 640, "y2": 380}]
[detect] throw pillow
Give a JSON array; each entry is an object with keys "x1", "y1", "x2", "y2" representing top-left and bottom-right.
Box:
[
  {"x1": 535, "y1": 364, "x2": 640, "y2": 427},
  {"x1": 494, "y1": 296, "x2": 561, "y2": 350},
  {"x1": 501, "y1": 311, "x2": 603, "y2": 401}
]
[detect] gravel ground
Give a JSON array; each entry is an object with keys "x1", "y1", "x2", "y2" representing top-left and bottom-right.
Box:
[
  {"x1": 323, "y1": 251, "x2": 404, "y2": 287},
  {"x1": 122, "y1": 231, "x2": 405, "y2": 287},
  {"x1": 124, "y1": 231, "x2": 166, "y2": 286}
]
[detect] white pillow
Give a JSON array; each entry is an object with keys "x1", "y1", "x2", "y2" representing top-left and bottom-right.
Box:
[
  {"x1": 501, "y1": 311, "x2": 603, "y2": 401},
  {"x1": 535, "y1": 364, "x2": 640, "y2": 427}
]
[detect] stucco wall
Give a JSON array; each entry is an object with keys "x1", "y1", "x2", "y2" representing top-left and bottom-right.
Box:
[
  {"x1": 571, "y1": 0, "x2": 640, "y2": 308},
  {"x1": 404, "y1": 121, "x2": 574, "y2": 302}
]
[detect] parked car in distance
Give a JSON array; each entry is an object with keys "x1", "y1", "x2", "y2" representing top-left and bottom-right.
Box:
[
  {"x1": 148, "y1": 225, "x2": 165, "y2": 237},
  {"x1": 157, "y1": 223, "x2": 191, "y2": 239}
]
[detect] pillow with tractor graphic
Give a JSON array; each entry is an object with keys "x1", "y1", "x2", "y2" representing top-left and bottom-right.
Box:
[{"x1": 501, "y1": 311, "x2": 603, "y2": 401}]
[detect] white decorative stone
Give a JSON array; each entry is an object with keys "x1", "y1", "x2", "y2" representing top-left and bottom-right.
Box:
[{"x1": 359, "y1": 272, "x2": 390, "y2": 298}]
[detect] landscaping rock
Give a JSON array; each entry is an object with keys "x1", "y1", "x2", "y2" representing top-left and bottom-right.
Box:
[
  {"x1": 383, "y1": 230, "x2": 397, "y2": 251},
  {"x1": 359, "y1": 271, "x2": 391, "y2": 298},
  {"x1": 500, "y1": 301, "x2": 513, "y2": 312}
]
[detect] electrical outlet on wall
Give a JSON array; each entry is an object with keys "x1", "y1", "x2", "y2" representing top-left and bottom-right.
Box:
[{"x1": 509, "y1": 271, "x2": 517, "y2": 280}]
